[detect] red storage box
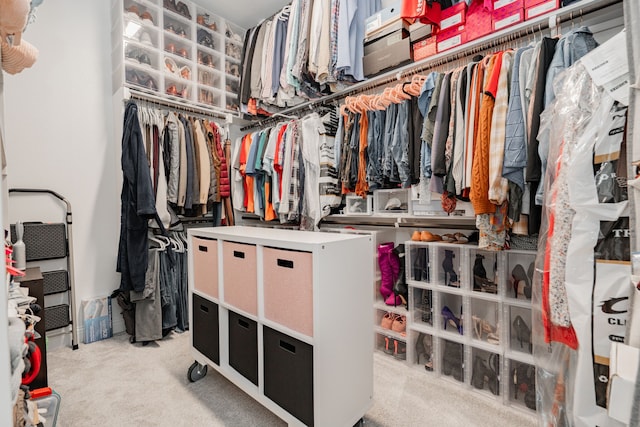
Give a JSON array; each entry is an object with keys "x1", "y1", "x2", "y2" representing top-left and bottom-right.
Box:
[
  {"x1": 492, "y1": 0, "x2": 524, "y2": 31},
  {"x1": 413, "y1": 36, "x2": 437, "y2": 61},
  {"x1": 436, "y1": 25, "x2": 467, "y2": 52},
  {"x1": 401, "y1": 0, "x2": 441, "y2": 26},
  {"x1": 439, "y1": 1, "x2": 467, "y2": 32},
  {"x1": 524, "y1": 0, "x2": 548, "y2": 6},
  {"x1": 466, "y1": 0, "x2": 493, "y2": 41},
  {"x1": 493, "y1": 0, "x2": 524, "y2": 11},
  {"x1": 525, "y1": 0, "x2": 559, "y2": 19}
]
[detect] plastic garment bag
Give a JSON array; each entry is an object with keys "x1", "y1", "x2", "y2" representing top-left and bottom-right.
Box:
[{"x1": 533, "y1": 60, "x2": 630, "y2": 427}]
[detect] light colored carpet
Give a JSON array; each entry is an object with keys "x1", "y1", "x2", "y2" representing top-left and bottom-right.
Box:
[{"x1": 47, "y1": 332, "x2": 537, "y2": 426}]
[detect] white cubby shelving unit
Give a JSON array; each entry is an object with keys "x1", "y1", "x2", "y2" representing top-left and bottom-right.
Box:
[
  {"x1": 110, "y1": 0, "x2": 244, "y2": 112},
  {"x1": 405, "y1": 241, "x2": 538, "y2": 414}
]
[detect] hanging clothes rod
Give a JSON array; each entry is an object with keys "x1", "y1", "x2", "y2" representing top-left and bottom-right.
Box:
[
  {"x1": 124, "y1": 87, "x2": 234, "y2": 122},
  {"x1": 240, "y1": 0, "x2": 620, "y2": 132}
]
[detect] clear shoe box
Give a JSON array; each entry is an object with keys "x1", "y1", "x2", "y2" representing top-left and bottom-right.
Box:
[
  {"x1": 507, "y1": 359, "x2": 537, "y2": 411},
  {"x1": 508, "y1": 306, "x2": 533, "y2": 355},
  {"x1": 373, "y1": 188, "x2": 410, "y2": 215},
  {"x1": 470, "y1": 347, "x2": 501, "y2": 398},
  {"x1": 504, "y1": 250, "x2": 536, "y2": 302},
  {"x1": 344, "y1": 195, "x2": 373, "y2": 215},
  {"x1": 470, "y1": 298, "x2": 500, "y2": 347},
  {"x1": 406, "y1": 242, "x2": 431, "y2": 283}
]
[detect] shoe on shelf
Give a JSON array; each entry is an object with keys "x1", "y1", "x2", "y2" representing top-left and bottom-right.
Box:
[
  {"x1": 411, "y1": 231, "x2": 421, "y2": 241},
  {"x1": 472, "y1": 315, "x2": 500, "y2": 345},
  {"x1": 391, "y1": 315, "x2": 406, "y2": 335},
  {"x1": 442, "y1": 249, "x2": 459, "y2": 287},
  {"x1": 442, "y1": 306, "x2": 462, "y2": 335},
  {"x1": 383, "y1": 336, "x2": 394, "y2": 355},
  {"x1": 512, "y1": 315, "x2": 532, "y2": 353},
  {"x1": 393, "y1": 339, "x2": 407, "y2": 360},
  {"x1": 380, "y1": 312, "x2": 396, "y2": 330},
  {"x1": 140, "y1": 11, "x2": 154, "y2": 26}
]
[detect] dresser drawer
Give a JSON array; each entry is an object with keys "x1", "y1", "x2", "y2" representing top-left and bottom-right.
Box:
[{"x1": 263, "y1": 247, "x2": 313, "y2": 337}]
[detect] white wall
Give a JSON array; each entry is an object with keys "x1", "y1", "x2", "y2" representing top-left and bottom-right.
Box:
[{"x1": 3, "y1": 0, "x2": 124, "y2": 340}]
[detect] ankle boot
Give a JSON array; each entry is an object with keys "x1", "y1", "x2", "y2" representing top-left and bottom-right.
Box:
[
  {"x1": 377, "y1": 242, "x2": 395, "y2": 301},
  {"x1": 442, "y1": 250, "x2": 459, "y2": 287}
]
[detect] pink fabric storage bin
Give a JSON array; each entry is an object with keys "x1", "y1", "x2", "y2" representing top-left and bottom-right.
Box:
[
  {"x1": 263, "y1": 248, "x2": 314, "y2": 337},
  {"x1": 193, "y1": 237, "x2": 219, "y2": 299},
  {"x1": 222, "y1": 241, "x2": 258, "y2": 315}
]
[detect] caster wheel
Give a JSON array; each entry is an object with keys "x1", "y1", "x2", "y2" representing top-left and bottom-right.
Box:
[
  {"x1": 353, "y1": 418, "x2": 365, "y2": 427},
  {"x1": 188, "y1": 361, "x2": 208, "y2": 382},
  {"x1": 129, "y1": 336, "x2": 136, "y2": 344}
]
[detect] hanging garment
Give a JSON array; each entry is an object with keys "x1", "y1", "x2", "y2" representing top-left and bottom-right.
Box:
[{"x1": 117, "y1": 102, "x2": 157, "y2": 293}]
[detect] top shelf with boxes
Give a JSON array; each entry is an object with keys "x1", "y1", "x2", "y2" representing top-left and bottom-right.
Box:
[{"x1": 111, "y1": 0, "x2": 246, "y2": 114}]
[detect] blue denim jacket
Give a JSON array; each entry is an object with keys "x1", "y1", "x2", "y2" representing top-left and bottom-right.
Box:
[{"x1": 537, "y1": 26, "x2": 598, "y2": 205}]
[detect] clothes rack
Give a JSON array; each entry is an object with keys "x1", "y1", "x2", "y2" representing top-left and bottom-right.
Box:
[
  {"x1": 124, "y1": 87, "x2": 232, "y2": 123},
  {"x1": 239, "y1": 0, "x2": 620, "y2": 132}
]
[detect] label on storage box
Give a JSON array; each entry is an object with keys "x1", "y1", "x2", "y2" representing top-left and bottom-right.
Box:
[
  {"x1": 494, "y1": 12, "x2": 521, "y2": 30},
  {"x1": 526, "y1": 0, "x2": 558, "y2": 19},
  {"x1": 494, "y1": 0, "x2": 520, "y2": 9},
  {"x1": 438, "y1": 34, "x2": 462, "y2": 51},
  {"x1": 366, "y1": 15, "x2": 382, "y2": 34},
  {"x1": 441, "y1": 13, "x2": 463, "y2": 30}
]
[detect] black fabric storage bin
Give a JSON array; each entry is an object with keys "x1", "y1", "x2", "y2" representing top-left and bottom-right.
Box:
[
  {"x1": 192, "y1": 294, "x2": 219, "y2": 365},
  {"x1": 263, "y1": 326, "x2": 314, "y2": 426},
  {"x1": 228, "y1": 311, "x2": 258, "y2": 385}
]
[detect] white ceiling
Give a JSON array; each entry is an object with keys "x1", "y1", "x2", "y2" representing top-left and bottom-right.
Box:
[{"x1": 191, "y1": 0, "x2": 291, "y2": 30}]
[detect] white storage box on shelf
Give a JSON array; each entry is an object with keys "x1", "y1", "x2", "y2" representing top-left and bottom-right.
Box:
[
  {"x1": 373, "y1": 188, "x2": 411, "y2": 215},
  {"x1": 344, "y1": 194, "x2": 373, "y2": 215},
  {"x1": 188, "y1": 226, "x2": 374, "y2": 427},
  {"x1": 110, "y1": 0, "x2": 245, "y2": 112},
  {"x1": 405, "y1": 240, "x2": 538, "y2": 414}
]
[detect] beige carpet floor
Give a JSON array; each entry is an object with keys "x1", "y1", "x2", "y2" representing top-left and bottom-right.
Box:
[{"x1": 46, "y1": 332, "x2": 538, "y2": 426}]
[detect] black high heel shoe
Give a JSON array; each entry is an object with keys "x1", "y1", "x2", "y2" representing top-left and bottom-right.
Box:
[
  {"x1": 511, "y1": 264, "x2": 531, "y2": 299},
  {"x1": 512, "y1": 315, "x2": 532, "y2": 353},
  {"x1": 513, "y1": 362, "x2": 536, "y2": 410},
  {"x1": 442, "y1": 250, "x2": 459, "y2": 287},
  {"x1": 471, "y1": 354, "x2": 499, "y2": 395},
  {"x1": 442, "y1": 341, "x2": 463, "y2": 381}
]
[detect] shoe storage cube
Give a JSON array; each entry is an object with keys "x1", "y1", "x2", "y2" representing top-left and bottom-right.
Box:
[
  {"x1": 264, "y1": 326, "x2": 314, "y2": 427},
  {"x1": 470, "y1": 298, "x2": 500, "y2": 346},
  {"x1": 509, "y1": 306, "x2": 533, "y2": 355},
  {"x1": 411, "y1": 287, "x2": 433, "y2": 327},
  {"x1": 414, "y1": 332, "x2": 435, "y2": 372},
  {"x1": 440, "y1": 339, "x2": 464, "y2": 383},
  {"x1": 222, "y1": 241, "x2": 257, "y2": 315},
  {"x1": 373, "y1": 188, "x2": 410, "y2": 215},
  {"x1": 192, "y1": 237, "x2": 218, "y2": 299},
  {"x1": 407, "y1": 243, "x2": 430, "y2": 283},
  {"x1": 433, "y1": 244, "x2": 463, "y2": 288},
  {"x1": 439, "y1": 292, "x2": 463, "y2": 337},
  {"x1": 192, "y1": 293, "x2": 219, "y2": 364},
  {"x1": 263, "y1": 247, "x2": 313, "y2": 337},
  {"x1": 344, "y1": 194, "x2": 373, "y2": 215},
  {"x1": 505, "y1": 250, "x2": 536, "y2": 301},
  {"x1": 228, "y1": 311, "x2": 258, "y2": 385},
  {"x1": 469, "y1": 248, "x2": 500, "y2": 295},
  {"x1": 471, "y1": 348, "x2": 500, "y2": 397},
  {"x1": 508, "y1": 360, "x2": 537, "y2": 411}
]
